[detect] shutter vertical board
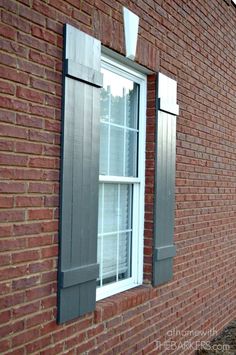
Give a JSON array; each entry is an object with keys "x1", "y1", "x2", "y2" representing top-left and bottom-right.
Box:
[
  {"x1": 153, "y1": 73, "x2": 178, "y2": 287},
  {"x1": 58, "y1": 24, "x2": 102, "y2": 324}
]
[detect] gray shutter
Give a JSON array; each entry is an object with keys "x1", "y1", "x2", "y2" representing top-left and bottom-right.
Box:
[
  {"x1": 58, "y1": 24, "x2": 102, "y2": 323},
  {"x1": 153, "y1": 73, "x2": 179, "y2": 286}
]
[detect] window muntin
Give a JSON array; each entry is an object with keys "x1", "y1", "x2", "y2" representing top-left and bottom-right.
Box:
[{"x1": 97, "y1": 57, "x2": 146, "y2": 300}]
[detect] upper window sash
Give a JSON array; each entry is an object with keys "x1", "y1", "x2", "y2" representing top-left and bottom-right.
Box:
[{"x1": 100, "y1": 56, "x2": 147, "y2": 182}]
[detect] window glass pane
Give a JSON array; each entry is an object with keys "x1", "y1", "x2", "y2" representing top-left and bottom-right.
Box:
[
  {"x1": 102, "y1": 233, "x2": 117, "y2": 285},
  {"x1": 98, "y1": 185, "x2": 102, "y2": 234},
  {"x1": 110, "y1": 126, "x2": 124, "y2": 176},
  {"x1": 126, "y1": 83, "x2": 139, "y2": 129},
  {"x1": 103, "y1": 184, "x2": 118, "y2": 233},
  {"x1": 119, "y1": 184, "x2": 132, "y2": 230},
  {"x1": 111, "y1": 92, "x2": 124, "y2": 126},
  {"x1": 101, "y1": 68, "x2": 134, "y2": 126},
  {"x1": 118, "y1": 232, "x2": 131, "y2": 280},
  {"x1": 100, "y1": 88, "x2": 110, "y2": 122},
  {"x1": 97, "y1": 235, "x2": 101, "y2": 286},
  {"x1": 125, "y1": 130, "x2": 138, "y2": 177},
  {"x1": 99, "y1": 123, "x2": 108, "y2": 175}
]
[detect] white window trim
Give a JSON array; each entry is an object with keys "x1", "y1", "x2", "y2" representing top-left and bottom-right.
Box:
[{"x1": 96, "y1": 55, "x2": 147, "y2": 301}]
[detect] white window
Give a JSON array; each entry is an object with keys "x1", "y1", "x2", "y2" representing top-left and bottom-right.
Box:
[{"x1": 96, "y1": 56, "x2": 146, "y2": 300}]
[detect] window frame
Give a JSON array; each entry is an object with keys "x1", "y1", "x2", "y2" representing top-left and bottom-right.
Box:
[{"x1": 96, "y1": 55, "x2": 147, "y2": 301}]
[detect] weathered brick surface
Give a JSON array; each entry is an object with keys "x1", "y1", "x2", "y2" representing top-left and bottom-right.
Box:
[{"x1": 0, "y1": 0, "x2": 236, "y2": 354}]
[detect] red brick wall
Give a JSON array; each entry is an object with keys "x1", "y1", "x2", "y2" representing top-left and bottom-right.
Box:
[{"x1": 0, "y1": 0, "x2": 236, "y2": 353}]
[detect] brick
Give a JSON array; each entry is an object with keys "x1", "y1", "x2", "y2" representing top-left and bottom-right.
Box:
[
  {"x1": 41, "y1": 245, "x2": 58, "y2": 258},
  {"x1": 12, "y1": 328, "x2": 40, "y2": 347},
  {"x1": 0, "y1": 210, "x2": 25, "y2": 223},
  {"x1": 75, "y1": 339, "x2": 96, "y2": 354},
  {"x1": 44, "y1": 119, "x2": 61, "y2": 133},
  {"x1": 49, "y1": 0, "x2": 72, "y2": 16},
  {"x1": 0, "y1": 238, "x2": 27, "y2": 252},
  {"x1": 28, "y1": 208, "x2": 54, "y2": 220},
  {"x1": 45, "y1": 68, "x2": 62, "y2": 85},
  {"x1": 41, "y1": 270, "x2": 57, "y2": 283},
  {"x1": 0, "y1": 182, "x2": 26, "y2": 193},
  {"x1": 1, "y1": 10, "x2": 31, "y2": 33},
  {"x1": 19, "y1": 58, "x2": 45, "y2": 77},
  {"x1": 45, "y1": 94, "x2": 61, "y2": 109},
  {"x1": 28, "y1": 182, "x2": 54, "y2": 193},
  {"x1": 1, "y1": 97, "x2": 29, "y2": 113},
  {"x1": 0, "y1": 52, "x2": 18, "y2": 70},
  {"x1": 42, "y1": 221, "x2": 58, "y2": 233},
  {"x1": 29, "y1": 49, "x2": 55, "y2": 68},
  {"x1": 46, "y1": 42, "x2": 62, "y2": 59},
  {"x1": 18, "y1": 0, "x2": 31, "y2": 5},
  {"x1": 0, "y1": 320, "x2": 24, "y2": 338},
  {"x1": 28, "y1": 259, "x2": 54, "y2": 273},
  {"x1": 13, "y1": 301, "x2": 40, "y2": 318},
  {"x1": 19, "y1": 4, "x2": 45, "y2": 26},
  {"x1": 0, "y1": 196, "x2": 14, "y2": 208},
  {"x1": 0, "y1": 310, "x2": 11, "y2": 323},
  {"x1": 43, "y1": 145, "x2": 60, "y2": 157},
  {"x1": 25, "y1": 335, "x2": 52, "y2": 354},
  {"x1": 0, "y1": 23, "x2": 17, "y2": 40},
  {"x1": 15, "y1": 141, "x2": 43, "y2": 155},
  {"x1": 72, "y1": 9, "x2": 91, "y2": 26},
  {"x1": 0, "y1": 80, "x2": 15, "y2": 95},
  {"x1": 30, "y1": 77, "x2": 58, "y2": 94},
  {"x1": 12, "y1": 275, "x2": 40, "y2": 291},
  {"x1": 16, "y1": 113, "x2": 43, "y2": 129},
  {"x1": 33, "y1": 0, "x2": 57, "y2": 18},
  {"x1": 29, "y1": 104, "x2": 54, "y2": 119},
  {"x1": 12, "y1": 249, "x2": 40, "y2": 263},
  {"x1": 16, "y1": 86, "x2": 45, "y2": 104},
  {"x1": 1, "y1": 0, "x2": 18, "y2": 12},
  {"x1": 28, "y1": 235, "x2": 53, "y2": 247},
  {"x1": 18, "y1": 32, "x2": 46, "y2": 52},
  {"x1": 41, "y1": 295, "x2": 56, "y2": 310},
  {"x1": 81, "y1": 1, "x2": 93, "y2": 15},
  {"x1": 0, "y1": 123, "x2": 28, "y2": 139},
  {"x1": 26, "y1": 284, "x2": 55, "y2": 302},
  {"x1": 44, "y1": 195, "x2": 59, "y2": 207},
  {"x1": 46, "y1": 18, "x2": 61, "y2": 33},
  {"x1": 40, "y1": 343, "x2": 64, "y2": 355},
  {"x1": 0, "y1": 225, "x2": 12, "y2": 238},
  {"x1": 32, "y1": 26, "x2": 57, "y2": 45},
  {"x1": 87, "y1": 324, "x2": 105, "y2": 338},
  {"x1": 0, "y1": 110, "x2": 16, "y2": 124},
  {"x1": 66, "y1": 0, "x2": 81, "y2": 10},
  {"x1": 29, "y1": 129, "x2": 55, "y2": 143},
  {"x1": 0, "y1": 38, "x2": 28, "y2": 58},
  {"x1": 11, "y1": 168, "x2": 40, "y2": 181},
  {"x1": 0, "y1": 281, "x2": 11, "y2": 295},
  {"x1": 15, "y1": 197, "x2": 42, "y2": 210},
  {"x1": 65, "y1": 332, "x2": 87, "y2": 351},
  {"x1": 0, "y1": 339, "x2": 10, "y2": 352},
  {"x1": 0, "y1": 254, "x2": 11, "y2": 267},
  {"x1": 0, "y1": 153, "x2": 28, "y2": 167},
  {"x1": 29, "y1": 157, "x2": 56, "y2": 169},
  {"x1": 13, "y1": 222, "x2": 43, "y2": 237}
]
